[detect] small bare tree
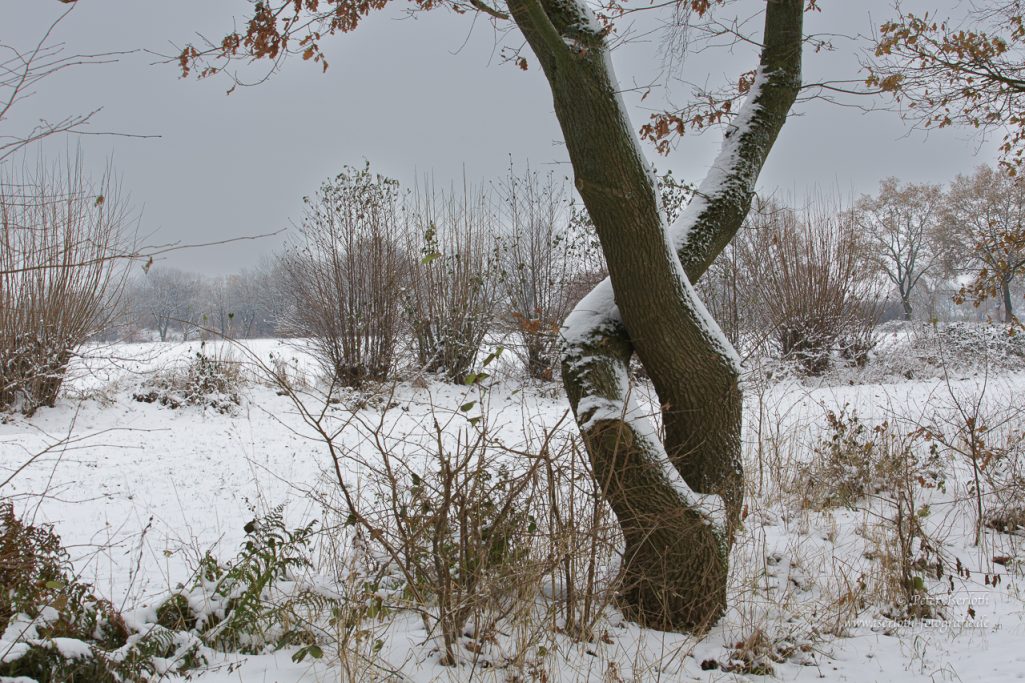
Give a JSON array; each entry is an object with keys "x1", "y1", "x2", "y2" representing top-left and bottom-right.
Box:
[
  {"x1": 404, "y1": 179, "x2": 499, "y2": 383},
  {"x1": 857, "y1": 178, "x2": 943, "y2": 321},
  {"x1": 280, "y1": 164, "x2": 406, "y2": 387},
  {"x1": 0, "y1": 156, "x2": 133, "y2": 414}
]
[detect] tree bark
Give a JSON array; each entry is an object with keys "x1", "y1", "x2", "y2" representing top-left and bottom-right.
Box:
[
  {"x1": 1003, "y1": 277, "x2": 1014, "y2": 323},
  {"x1": 901, "y1": 289, "x2": 913, "y2": 321},
  {"x1": 505, "y1": 0, "x2": 802, "y2": 631}
]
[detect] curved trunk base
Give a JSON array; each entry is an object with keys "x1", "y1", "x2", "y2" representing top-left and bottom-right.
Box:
[{"x1": 585, "y1": 420, "x2": 728, "y2": 631}]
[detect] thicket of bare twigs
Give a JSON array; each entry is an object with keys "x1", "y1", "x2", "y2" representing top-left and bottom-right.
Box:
[
  {"x1": 496, "y1": 168, "x2": 580, "y2": 381},
  {"x1": 0, "y1": 157, "x2": 132, "y2": 415},
  {"x1": 275, "y1": 164, "x2": 598, "y2": 386},
  {"x1": 403, "y1": 180, "x2": 500, "y2": 384},
  {"x1": 755, "y1": 202, "x2": 881, "y2": 374},
  {"x1": 279, "y1": 164, "x2": 406, "y2": 388},
  {"x1": 702, "y1": 198, "x2": 882, "y2": 375}
]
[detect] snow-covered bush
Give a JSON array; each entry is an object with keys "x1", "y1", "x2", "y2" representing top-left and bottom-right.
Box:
[
  {"x1": 310, "y1": 397, "x2": 618, "y2": 667},
  {"x1": 0, "y1": 501, "x2": 201, "y2": 681},
  {"x1": 133, "y1": 343, "x2": 244, "y2": 414},
  {"x1": 0, "y1": 501, "x2": 337, "y2": 681},
  {"x1": 798, "y1": 406, "x2": 944, "y2": 511},
  {"x1": 793, "y1": 407, "x2": 947, "y2": 619}
]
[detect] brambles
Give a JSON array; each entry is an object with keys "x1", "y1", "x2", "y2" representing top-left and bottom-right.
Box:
[
  {"x1": 0, "y1": 502, "x2": 197, "y2": 681},
  {"x1": 0, "y1": 500, "x2": 338, "y2": 680}
]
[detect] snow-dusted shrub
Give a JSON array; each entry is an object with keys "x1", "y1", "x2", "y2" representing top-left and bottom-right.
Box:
[
  {"x1": 923, "y1": 321, "x2": 1025, "y2": 367},
  {"x1": 0, "y1": 158, "x2": 131, "y2": 415},
  {"x1": 0, "y1": 501, "x2": 201, "y2": 682},
  {"x1": 798, "y1": 406, "x2": 945, "y2": 512},
  {"x1": 862, "y1": 321, "x2": 1025, "y2": 382},
  {"x1": 154, "y1": 505, "x2": 333, "y2": 656},
  {"x1": 266, "y1": 351, "x2": 309, "y2": 393},
  {"x1": 0, "y1": 501, "x2": 334, "y2": 681},
  {"x1": 745, "y1": 199, "x2": 880, "y2": 376},
  {"x1": 279, "y1": 164, "x2": 407, "y2": 388},
  {"x1": 717, "y1": 628, "x2": 803, "y2": 676},
  {"x1": 315, "y1": 400, "x2": 618, "y2": 667},
  {"x1": 403, "y1": 182, "x2": 500, "y2": 384},
  {"x1": 133, "y1": 343, "x2": 244, "y2": 414},
  {"x1": 917, "y1": 390, "x2": 1025, "y2": 544},
  {"x1": 794, "y1": 408, "x2": 947, "y2": 619},
  {"x1": 798, "y1": 407, "x2": 894, "y2": 509}
]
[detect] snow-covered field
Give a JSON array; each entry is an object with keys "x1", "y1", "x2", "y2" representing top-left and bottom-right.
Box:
[{"x1": 2, "y1": 337, "x2": 1025, "y2": 682}]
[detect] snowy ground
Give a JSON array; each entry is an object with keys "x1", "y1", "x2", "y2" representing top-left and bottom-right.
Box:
[{"x1": 2, "y1": 337, "x2": 1025, "y2": 681}]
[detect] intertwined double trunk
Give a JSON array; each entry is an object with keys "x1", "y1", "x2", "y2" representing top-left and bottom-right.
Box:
[{"x1": 506, "y1": 0, "x2": 803, "y2": 630}]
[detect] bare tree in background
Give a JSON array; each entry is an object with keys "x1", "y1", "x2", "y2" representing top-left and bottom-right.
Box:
[
  {"x1": 131, "y1": 268, "x2": 204, "y2": 342},
  {"x1": 0, "y1": 155, "x2": 133, "y2": 414},
  {"x1": 404, "y1": 179, "x2": 500, "y2": 384},
  {"x1": 942, "y1": 165, "x2": 1025, "y2": 325},
  {"x1": 857, "y1": 178, "x2": 943, "y2": 321},
  {"x1": 280, "y1": 164, "x2": 406, "y2": 387}
]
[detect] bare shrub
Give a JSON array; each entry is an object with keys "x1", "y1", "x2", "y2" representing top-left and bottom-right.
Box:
[
  {"x1": 0, "y1": 157, "x2": 132, "y2": 415},
  {"x1": 917, "y1": 383, "x2": 1025, "y2": 545},
  {"x1": 749, "y1": 199, "x2": 880, "y2": 375},
  {"x1": 794, "y1": 406, "x2": 946, "y2": 619},
  {"x1": 279, "y1": 164, "x2": 406, "y2": 387},
  {"x1": 862, "y1": 435, "x2": 946, "y2": 622},
  {"x1": 496, "y1": 167, "x2": 577, "y2": 381},
  {"x1": 403, "y1": 179, "x2": 499, "y2": 383},
  {"x1": 259, "y1": 355, "x2": 620, "y2": 668},
  {"x1": 324, "y1": 407, "x2": 617, "y2": 667}
]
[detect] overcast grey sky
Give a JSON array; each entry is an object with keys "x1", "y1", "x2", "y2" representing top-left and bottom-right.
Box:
[{"x1": 4, "y1": 0, "x2": 996, "y2": 274}]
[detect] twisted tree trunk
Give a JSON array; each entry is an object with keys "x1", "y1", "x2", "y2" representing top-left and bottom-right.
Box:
[{"x1": 505, "y1": 0, "x2": 803, "y2": 630}]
